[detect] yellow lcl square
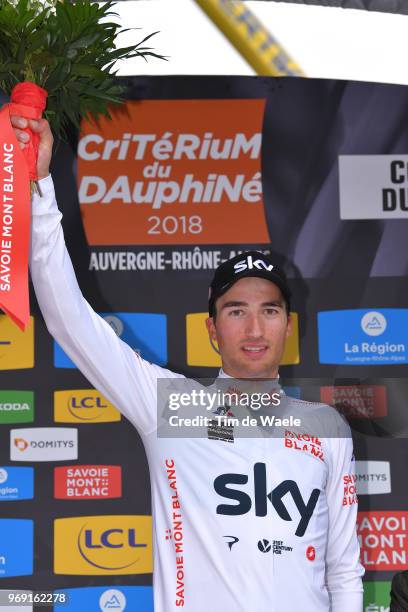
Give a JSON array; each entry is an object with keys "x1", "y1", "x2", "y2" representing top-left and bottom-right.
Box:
[{"x1": 0, "y1": 315, "x2": 34, "y2": 369}]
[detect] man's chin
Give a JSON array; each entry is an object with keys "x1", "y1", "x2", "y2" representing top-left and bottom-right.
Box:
[{"x1": 234, "y1": 360, "x2": 277, "y2": 379}]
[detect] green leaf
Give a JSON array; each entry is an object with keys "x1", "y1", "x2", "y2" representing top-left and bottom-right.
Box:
[
  {"x1": 0, "y1": 0, "x2": 166, "y2": 141},
  {"x1": 45, "y1": 59, "x2": 71, "y2": 91},
  {"x1": 70, "y1": 64, "x2": 103, "y2": 78}
]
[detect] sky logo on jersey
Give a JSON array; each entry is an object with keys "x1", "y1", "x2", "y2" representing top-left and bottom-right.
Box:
[
  {"x1": 363, "y1": 581, "x2": 392, "y2": 612},
  {"x1": 10, "y1": 428, "x2": 78, "y2": 462},
  {"x1": 54, "y1": 390, "x2": 121, "y2": 424},
  {"x1": 54, "y1": 312, "x2": 167, "y2": 368},
  {"x1": 53, "y1": 586, "x2": 153, "y2": 611},
  {"x1": 0, "y1": 315, "x2": 34, "y2": 370},
  {"x1": 320, "y1": 385, "x2": 387, "y2": 418},
  {"x1": 358, "y1": 511, "x2": 408, "y2": 570},
  {"x1": 54, "y1": 515, "x2": 152, "y2": 575},
  {"x1": 355, "y1": 461, "x2": 391, "y2": 496},
  {"x1": 0, "y1": 467, "x2": 34, "y2": 501},
  {"x1": 0, "y1": 519, "x2": 33, "y2": 577},
  {"x1": 215, "y1": 463, "x2": 319, "y2": 537},
  {"x1": 0, "y1": 391, "x2": 34, "y2": 424},
  {"x1": 318, "y1": 309, "x2": 408, "y2": 365},
  {"x1": 186, "y1": 312, "x2": 299, "y2": 367},
  {"x1": 54, "y1": 465, "x2": 121, "y2": 500}
]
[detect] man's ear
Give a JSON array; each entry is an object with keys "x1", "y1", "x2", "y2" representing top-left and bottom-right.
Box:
[
  {"x1": 206, "y1": 316, "x2": 220, "y2": 355},
  {"x1": 286, "y1": 313, "x2": 293, "y2": 338},
  {"x1": 205, "y1": 316, "x2": 217, "y2": 343}
]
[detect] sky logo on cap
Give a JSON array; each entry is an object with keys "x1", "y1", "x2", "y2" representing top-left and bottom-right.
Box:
[
  {"x1": 0, "y1": 467, "x2": 34, "y2": 501},
  {"x1": 53, "y1": 586, "x2": 153, "y2": 611},
  {"x1": 0, "y1": 391, "x2": 34, "y2": 424},
  {"x1": 318, "y1": 309, "x2": 408, "y2": 365},
  {"x1": 0, "y1": 315, "x2": 34, "y2": 370},
  {"x1": 186, "y1": 312, "x2": 299, "y2": 367},
  {"x1": 54, "y1": 312, "x2": 167, "y2": 368},
  {"x1": 54, "y1": 390, "x2": 121, "y2": 424},
  {"x1": 54, "y1": 516, "x2": 152, "y2": 575},
  {"x1": 233, "y1": 255, "x2": 273, "y2": 274},
  {"x1": 0, "y1": 519, "x2": 33, "y2": 577}
]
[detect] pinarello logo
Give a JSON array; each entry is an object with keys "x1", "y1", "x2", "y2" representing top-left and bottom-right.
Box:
[
  {"x1": 14, "y1": 438, "x2": 28, "y2": 451},
  {"x1": 306, "y1": 546, "x2": 315, "y2": 561}
]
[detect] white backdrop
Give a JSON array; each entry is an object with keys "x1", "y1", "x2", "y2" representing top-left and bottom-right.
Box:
[{"x1": 112, "y1": 0, "x2": 408, "y2": 85}]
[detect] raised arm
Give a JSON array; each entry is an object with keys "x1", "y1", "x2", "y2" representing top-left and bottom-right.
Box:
[{"x1": 12, "y1": 113, "x2": 182, "y2": 435}]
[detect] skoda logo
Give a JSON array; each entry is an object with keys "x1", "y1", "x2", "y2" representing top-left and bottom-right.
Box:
[{"x1": 361, "y1": 311, "x2": 387, "y2": 337}]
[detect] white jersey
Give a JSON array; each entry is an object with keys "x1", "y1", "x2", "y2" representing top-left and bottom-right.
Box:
[{"x1": 30, "y1": 176, "x2": 364, "y2": 612}]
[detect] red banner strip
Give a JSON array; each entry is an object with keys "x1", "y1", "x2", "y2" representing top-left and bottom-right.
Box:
[
  {"x1": 0, "y1": 82, "x2": 48, "y2": 330},
  {"x1": 0, "y1": 105, "x2": 31, "y2": 330}
]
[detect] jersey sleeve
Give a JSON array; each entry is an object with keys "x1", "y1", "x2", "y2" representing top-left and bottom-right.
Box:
[
  {"x1": 29, "y1": 174, "x2": 183, "y2": 436},
  {"x1": 324, "y1": 428, "x2": 365, "y2": 611}
]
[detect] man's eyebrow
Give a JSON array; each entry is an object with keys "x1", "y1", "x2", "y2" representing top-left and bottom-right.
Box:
[
  {"x1": 221, "y1": 301, "x2": 248, "y2": 309},
  {"x1": 262, "y1": 301, "x2": 284, "y2": 307},
  {"x1": 221, "y1": 300, "x2": 284, "y2": 309}
]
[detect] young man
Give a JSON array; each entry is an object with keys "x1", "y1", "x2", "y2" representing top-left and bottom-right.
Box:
[{"x1": 11, "y1": 115, "x2": 364, "y2": 611}]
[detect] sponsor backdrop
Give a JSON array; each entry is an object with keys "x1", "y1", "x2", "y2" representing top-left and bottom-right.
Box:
[{"x1": 1, "y1": 76, "x2": 408, "y2": 610}]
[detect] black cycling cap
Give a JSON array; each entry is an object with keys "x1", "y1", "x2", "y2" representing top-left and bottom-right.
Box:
[{"x1": 208, "y1": 251, "x2": 291, "y2": 317}]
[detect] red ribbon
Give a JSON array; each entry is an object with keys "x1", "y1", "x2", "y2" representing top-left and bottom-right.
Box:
[{"x1": 0, "y1": 82, "x2": 48, "y2": 330}]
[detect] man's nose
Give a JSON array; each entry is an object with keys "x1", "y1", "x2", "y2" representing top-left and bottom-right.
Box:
[{"x1": 245, "y1": 313, "x2": 263, "y2": 338}]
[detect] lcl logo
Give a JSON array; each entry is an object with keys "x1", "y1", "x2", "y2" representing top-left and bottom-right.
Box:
[
  {"x1": 69, "y1": 396, "x2": 108, "y2": 410},
  {"x1": 54, "y1": 516, "x2": 152, "y2": 574},
  {"x1": 67, "y1": 395, "x2": 109, "y2": 421},
  {"x1": 83, "y1": 528, "x2": 147, "y2": 549}
]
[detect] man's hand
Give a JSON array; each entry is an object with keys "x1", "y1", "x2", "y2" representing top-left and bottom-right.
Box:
[{"x1": 10, "y1": 115, "x2": 53, "y2": 180}]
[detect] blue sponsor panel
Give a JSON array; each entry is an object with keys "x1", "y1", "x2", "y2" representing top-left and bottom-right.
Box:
[
  {"x1": 282, "y1": 386, "x2": 301, "y2": 399},
  {"x1": 54, "y1": 586, "x2": 153, "y2": 611},
  {"x1": 54, "y1": 312, "x2": 167, "y2": 368},
  {"x1": 0, "y1": 519, "x2": 33, "y2": 577},
  {"x1": 0, "y1": 467, "x2": 34, "y2": 501},
  {"x1": 318, "y1": 309, "x2": 408, "y2": 365}
]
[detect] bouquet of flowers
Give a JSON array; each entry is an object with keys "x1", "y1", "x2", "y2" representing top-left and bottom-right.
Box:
[{"x1": 0, "y1": 0, "x2": 165, "y2": 329}]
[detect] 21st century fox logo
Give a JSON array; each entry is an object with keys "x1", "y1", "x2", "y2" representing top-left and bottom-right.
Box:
[{"x1": 10, "y1": 428, "x2": 78, "y2": 461}]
